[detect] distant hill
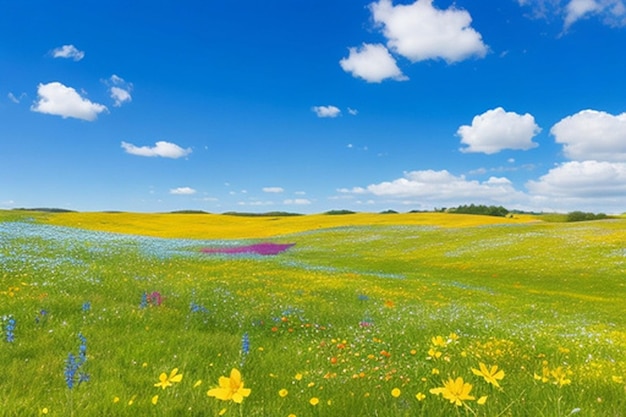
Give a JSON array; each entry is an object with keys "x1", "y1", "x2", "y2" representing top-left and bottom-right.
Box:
[{"x1": 221, "y1": 211, "x2": 303, "y2": 217}]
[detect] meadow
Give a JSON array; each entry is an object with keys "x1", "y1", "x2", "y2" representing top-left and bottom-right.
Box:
[{"x1": 1, "y1": 210, "x2": 625, "y2": 416}]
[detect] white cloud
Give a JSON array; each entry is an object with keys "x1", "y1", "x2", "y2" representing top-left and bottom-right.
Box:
[
  {"x1": 110, "y1": 87, "x2": 131, "y2": 107},
  {"x1": 458, "y1": 107, "x2": 541, "y2": 154},
  {"x1": 121, "y1": 141, "x2": 192, "y2": 158},
  {"x1": 170, "y1": 187, "x2": 196, "y2": 195},
  {"x1": 51, "y1": 44, "x2": 85, "y2": 61},
  {"x1": 348, "y1": 107, "x2": 359, "y2": 116},
  {"x1": 262, "y1": 187, "x2": 284, "y2": 193},
  {"x1": 340, "y1": 170, "x2": 521, "y2": 204},
  {"x1": 31, "y1": 82, "x2": 107, "y2": 121},
  {"x1": 519, "y1": 0, "x2": 626, "y2": 28},
  {"x1": 284, "y1": 198, "x2": 311, "y2": 205},
  {"x1": 526, "y1": 161, "x2": 626, "y2": 204},
  {"x1": 339, "y1": 43, "x2": 408, "y2": 83},
  {"x1": 312, "y1": 105, "x2": 341, "y2": 118},
  {"x1": 564, "y1": 0, "x2": 626, "y2": 27},
  {"x1": 551, "y1": 109, "x2": 626, "y2": 161},
  {"x1": 105, "y1": 75, "x2": 132, "y2": 107},
  {"x1": 371, "y1": 0, "x2": 488, "y2": 63}
]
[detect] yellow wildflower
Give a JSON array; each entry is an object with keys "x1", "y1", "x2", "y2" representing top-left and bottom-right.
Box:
[
  {"x1": 431, "y1": 336, "x2": 447, "y2": 347},
  {"x1": 279, "y1": 389, "x2": 289, "y2": 397},
  {"x1": 207, "y1": 368, "x2": 251, "y2": 403},
  {"x1": 151, "y1": 395, "x2": 159, "y2": 405},
  {"x1": 391, "y1": 388, "x2": 401, "y2": 398},
  {"x1": 430, "y1": 377, "x2": 476, "y2": 407},
  {"x1": 471, "y1": 362, "x2": 505, "y2": 387},
  {"x1": 309, "y1": 397, "x2": 319, "y2": 406},
  {"x1": 477, "y1": 396, "x2": 488, "y2": 405},
  {"x1": 154, "y1": 368, "x2": 183, "y2": 389},
  {"x1": 416, "y1": 392, "x2": 426, "y2": 401},
  {"x1": 550, "y1": 367, "x2": 571, "y2": 387}
]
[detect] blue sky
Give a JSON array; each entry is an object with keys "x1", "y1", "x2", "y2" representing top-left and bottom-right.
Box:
[{"x1": 2, "y1": 0, "x2": 626, "y2": 214}]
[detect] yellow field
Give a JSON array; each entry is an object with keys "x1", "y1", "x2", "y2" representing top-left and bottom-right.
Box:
[{"x1": 40, "y1": 211, "x2": 539, "y2": 239}]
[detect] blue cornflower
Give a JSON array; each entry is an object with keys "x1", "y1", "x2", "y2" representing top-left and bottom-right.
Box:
[
  {"x1": 82, "y1": 302, "x2": 91, "y2": 312},
  {"x1": 65, "y1": 353, "x2": 78, "y2": 389},
  {"x1": 4, "y1": 316, "x2": 15, "y2": 343},
  {"x1": 65, "y1": 333, "x2": 89, "y2": 389},
  {"x1": 139, "y1": 292, "x2": 148, "y2": 309}
]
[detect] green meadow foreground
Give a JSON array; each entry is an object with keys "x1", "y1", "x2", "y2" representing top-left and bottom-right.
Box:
[{"x1": 1, "y1": 211, "x2": 625, "y2": 416}]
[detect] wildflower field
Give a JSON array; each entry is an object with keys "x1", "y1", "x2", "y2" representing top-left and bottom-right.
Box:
[{"x1": 1, "y1": 210, "x2": 625, "y2": 416}]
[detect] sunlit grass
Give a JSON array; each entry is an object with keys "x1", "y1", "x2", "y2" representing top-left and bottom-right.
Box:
[{"x1": 1, "y1": 210, "x2": 625, "y2": 416}]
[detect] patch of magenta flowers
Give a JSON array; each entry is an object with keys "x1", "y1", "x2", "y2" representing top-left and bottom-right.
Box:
[
  {"x1": 140, "y1": 291, "x2": 163, "y2": 309},
  {"x1": 201, "y1": 242, "x2": 295, "y2": 256}
]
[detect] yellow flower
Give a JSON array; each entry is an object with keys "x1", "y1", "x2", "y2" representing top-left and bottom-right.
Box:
[
  {"x1": 151, "y1": 395, "x2": 159, "y2": 405},
  {"x1": 550, "y1": 367, "x2": 571, "y2": 387},
  {"x1": 41, "y1": 408, "x2": 49, "y2": 415},
  {"x1": 430, "y1": 377, "x2": 476, "y2": 407},
  {"x1": 279, "y1": 389, "x2": 289, "y2": 397},
  {"x1": 218, "y1": 408, "x2": 227, "y2": 416},
  {"x1": 477, "y1": 395, "x2": 488, "y2": 405},
  {"x1": 471, "y1": 363, "x2": 505, "y2": 387},
  {"x1": 415, "y1": 392, "x2": 426, "y2": 401},
  {"x1": 309, "y1": 397, "x2": 319, "y2": 406},
  {"x1": 194, "y1": 379, "x2": 203, "y2": 388},
  {"x1": 428, "y1": 348, "x2": 442, "y2": 359},
  {"x1": 294, "y1": 373, "x2": 303, "y2": 381},
  {"x1": 431, "y1": 336, "x2": 447, "y2": 347},
  {"x1": 391, "y1": 388, "x2": 401, "y2": 398},
  {"x1": 113, "y1": 397, "x2": 120, "y2": 403},
  {"x1": 207, "y1": 368, "x2": 252, "y2": 403},
  {"x1": 154, "y1": 368, "x2": 183, "y2": 389}
]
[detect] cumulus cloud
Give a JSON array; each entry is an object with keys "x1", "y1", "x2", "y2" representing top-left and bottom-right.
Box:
[
  {"x1": 312, "y1": 105, "x2": 341, "y2": 118},
  {"x1": 105, "y1": 75, "x2": 133, "y2": 107},
  {"x1": 339, "y1": 170, "x2": 521, "y2": 204},
  {"x1": 121, "y1": 141, "x2": 192, "y2": 158},
  {"x1": 51, "y1": 44, "x2": 85, "y2": 61},
  {"x1": 371, "y1": 0, "x2": 488, "y2": 63},
  {"x1": 102, "y1": 74, "x2": 133, "y2": 107},
  {"x1": 564, "y1": 0, "x2": 626, "y2": 27},
  {"x1": 339, "y1": 43, "x2": 407, "y2": 83},
  {"x1": 526, "y1": 160, "x2": 626, "y2": 201},
  {"x1": 170, "y1": 187, "x2": 196, "y2": 195},
  {"x1": 284, "y1": 198, "x2": 311, "y2": 205},
  {"x1": 262, "y1": 187, "x2": 284, "y2": 193},
  {"x1": 519, "y1": 0, "x2": 626, "y2": 28},
  {"x1": 550, "y1": 109, "x2": 626, "y2": 161},
  {"x1": 458, "y1": 107, "x2": 541, "y2": 154},
  {"x1": 31, "y1": 82, "x2": 107, "y2": 121}
]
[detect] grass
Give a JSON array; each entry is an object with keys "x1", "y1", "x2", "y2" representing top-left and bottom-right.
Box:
[{"x1": 1, "y1": 210, "x2": 625, "y2": 416}]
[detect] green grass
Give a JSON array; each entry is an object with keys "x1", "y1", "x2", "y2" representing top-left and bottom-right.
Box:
[{"x1": 1, "y1": 211, "x2": 625, "y2": 416}]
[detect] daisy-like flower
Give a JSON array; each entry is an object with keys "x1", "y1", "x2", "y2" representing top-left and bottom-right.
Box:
[
  {"x1": 471, "y1": 362, "x2": 505, "y2": 387},
  {"x1": 279, "y1": 389, "x2": 288, "y2": 398},
  {"x1": 207, "y1": 368, "x2": 251, "y2": 403},
  {"x1": 430, "y1": 377, "x2": 475, "y2": 407},
  {"x1": 154, "y1": 368, "x2": 183, "y2": 389},
  {"x1": 391, "y1": 388, "x2": 401, "y2": 398}
]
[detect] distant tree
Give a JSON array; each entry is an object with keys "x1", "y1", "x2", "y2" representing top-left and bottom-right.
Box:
[
  {"x1": 447, "y1": 204, "x2": 509, "y2": 217},
  {"x1": 566, "y1": 211, "x2": 609, "y2": 222},
  {"x1": 323, "y1": 210, "x2": 357, "y2": 215}
]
